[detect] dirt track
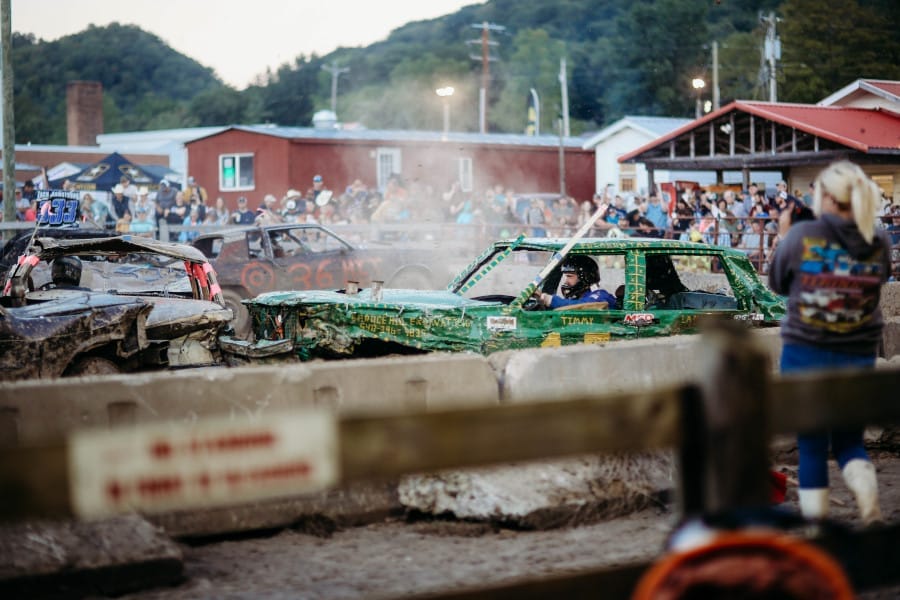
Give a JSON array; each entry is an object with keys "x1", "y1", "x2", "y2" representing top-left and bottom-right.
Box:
[{"x1": 120, "y1": 448, "x2": 900, "y2": 600}]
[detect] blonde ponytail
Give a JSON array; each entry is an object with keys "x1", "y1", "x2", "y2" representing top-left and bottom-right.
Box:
[{"x1": 813, "y1": 161, "x2": 880, "y2": 243}]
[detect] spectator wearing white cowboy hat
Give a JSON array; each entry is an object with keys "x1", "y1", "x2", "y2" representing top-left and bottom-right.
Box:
[
  {"x1": 281, "y1": 188, "x2": 303, "y2": 211},
  {"x1": 256, "y1": 193, "x2": 283, "y2": 225},
  {"x1": 109, "y1": 183, "x2": 131, "y2": 222},
  {"x1": 130, "y1": 185, "x2": 155, "y2": 217}
]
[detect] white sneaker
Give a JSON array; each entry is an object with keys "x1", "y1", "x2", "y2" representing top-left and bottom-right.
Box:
[
  {"x1": 842, "y1": 459, "x2": 883, "y2": 525},
  {"x1": 798, "y1": 487, "x2": 830, "y2": 520}
]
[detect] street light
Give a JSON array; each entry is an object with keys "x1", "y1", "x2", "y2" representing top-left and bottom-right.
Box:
[
  {"x1": 691, "y1": 77, "x2": 706, "y2": 119},
  {"x1": 436, "y1": 86, "x2": 455, "y2": 140}
]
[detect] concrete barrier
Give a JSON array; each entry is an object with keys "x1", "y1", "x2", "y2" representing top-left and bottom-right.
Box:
[
  {"x1": 0, "y1": 353, "x2": 499, "y2": 446},
  {"x1": 0, "y1": 353, "x2": 499, "y2": 537},
  {"x1": 0, "y1": 515, "x2": 182, "y2": 596},
  {"x1": 491, "y1": 328, "x2": 782, "y2": 404},
  {"x1": 884, "y1": 317, "x2": 900, "y2": 360},
  {"x1": 881, "y1": 282, "x2": 900, "y2": 359},
  {"x1": 881, "y1": 282, "x2": 900, "y2": 319},
  {"x1": 299, "y1": 352, "x2": 500, "y2": 413}
]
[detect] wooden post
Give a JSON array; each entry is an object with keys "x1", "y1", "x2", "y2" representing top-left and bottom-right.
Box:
[
  {"x1": 1, "y1": 0, "x2": 17, "y2": 232},
  {"x1": 675, "y1": 384, "x2": 706, "y2": 517},
  {"x1": 694, "y1": 321, "x2": 772, "y2": 513}
]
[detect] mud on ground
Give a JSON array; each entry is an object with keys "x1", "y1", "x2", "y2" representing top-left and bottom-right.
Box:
[{"x1": 120, "y1": 447, "x2": 900, "y2": 600}]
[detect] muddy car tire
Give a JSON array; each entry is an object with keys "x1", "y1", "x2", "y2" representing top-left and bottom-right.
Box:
[
  {"x1": 64, "y1": 356, "x2": 122, "y2": 377},
  {"x1": 223, "y1": 289, "x2": 251, "y2": 339}
]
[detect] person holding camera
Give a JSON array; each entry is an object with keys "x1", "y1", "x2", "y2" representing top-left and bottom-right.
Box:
[{"x1": 768, "y1": 161, "x2": 891, "y2": 525}]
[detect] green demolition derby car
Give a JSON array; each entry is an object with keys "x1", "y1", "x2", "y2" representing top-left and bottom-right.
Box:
[{"x1": 222, "y1": 237, "x2": 785, "y2": 361}]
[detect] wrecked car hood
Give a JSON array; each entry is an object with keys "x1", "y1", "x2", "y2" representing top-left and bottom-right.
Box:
[
  {"x1": 0, "y1": 294, "x2": 152, "y2": 380},
  {"x1": 32, "y1": 234, "x2": 211, "y2": 263},
  {"x1": 249, "y1": 288, "x2": 496, "y2": 309}
]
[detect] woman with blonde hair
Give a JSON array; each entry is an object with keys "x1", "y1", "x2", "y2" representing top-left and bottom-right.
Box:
[{"x1": 769, "y1": 161, "x2": 890, "y2": 524}]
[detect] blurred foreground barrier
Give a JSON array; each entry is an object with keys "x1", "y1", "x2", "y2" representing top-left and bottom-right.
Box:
[
  {"x1": 0, "y1": 353, "x2": 499, "y2": 445},
  {"x1": 1, "y1": 325, "x2": 899, "y2": 597}
]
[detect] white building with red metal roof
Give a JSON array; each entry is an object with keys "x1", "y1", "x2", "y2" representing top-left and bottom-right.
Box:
[
  {"x1": 817, "y1": 79, "x2": 900, "y2": 110},
  {"x1": 619, "y1": 88, "x2": 900, "y2": 199}
]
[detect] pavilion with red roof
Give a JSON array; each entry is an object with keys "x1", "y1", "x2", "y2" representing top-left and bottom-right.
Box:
[{"x1": 619, "y1": 79, "x2": 900, "y2": 197}]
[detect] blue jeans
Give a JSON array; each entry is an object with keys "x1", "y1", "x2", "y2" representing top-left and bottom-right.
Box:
[{"x1": 780, "y1": 343, "x2": 875, "y2": 488}]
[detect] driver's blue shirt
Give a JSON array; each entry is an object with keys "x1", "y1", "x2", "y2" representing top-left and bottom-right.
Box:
[{"x1": 548, "y1": 288, "x2": 616, "y2": 309}]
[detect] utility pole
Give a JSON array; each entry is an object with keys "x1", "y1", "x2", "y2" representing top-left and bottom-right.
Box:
[
  {"x1": 468, "y1": 22, "x2": 504, "y2": 134},
  {"x1": 760, "y1": 12, "x2": 781, "y2": 102},
  {"x1": 1, "y1": 0, "x2": 15, "y2": 229},
  {"x1": 557, "y1": 114, "x2": 566, "y2": 197},
  {"x1": 320, "y1": 62, "x2": 350, "y2": 116},
  {"x1": 712, "y1": 41, "x2": 720, "y2": 111},
  {"x1": 558, "y1": 57, "x2": 570, "y2": 138}
]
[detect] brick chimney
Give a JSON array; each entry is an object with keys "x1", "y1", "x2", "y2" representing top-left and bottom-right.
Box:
[{"x1": 66, "y1": 81, "x2": 104, "y2": 146}]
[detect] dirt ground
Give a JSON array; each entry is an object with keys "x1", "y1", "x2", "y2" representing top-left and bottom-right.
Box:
[{"x1": 120, "y1": 447, "x2": 900, "y2": 600}]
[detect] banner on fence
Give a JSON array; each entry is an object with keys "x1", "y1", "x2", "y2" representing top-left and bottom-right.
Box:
[{"x1": 69, "y1": 410, "x2": 338, "y2": 518}]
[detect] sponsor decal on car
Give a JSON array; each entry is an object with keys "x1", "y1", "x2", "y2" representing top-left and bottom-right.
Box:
[
  {"x1": 733, "y1": 312, "x2": 765, "y2": 321},
  {"x1": 623, "y1": 313, "x2": 655, "y2": 327},
  {"x1": 583, "y1": 332, "x2": 611, "y2": 344},
  {"x1": 486, "y1": 315, "x2": 517, "y2": 332}
]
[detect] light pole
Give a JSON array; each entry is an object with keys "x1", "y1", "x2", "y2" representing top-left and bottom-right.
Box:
[
  {"x1": 691, "y1": 77, "x2": 706, "y2": 119},
  {"x1": 436, "y1": 86, "x2": 454, "y2": 140}
]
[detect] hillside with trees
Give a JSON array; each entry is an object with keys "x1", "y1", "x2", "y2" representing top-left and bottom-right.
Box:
[{"x1": 12, "y1": 0, "x2": 900, "y2": 144}]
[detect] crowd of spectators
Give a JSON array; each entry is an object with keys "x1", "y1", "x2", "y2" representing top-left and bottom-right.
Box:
[{"x1": 5, "y1": 170, "x2": 899, "y2": 276}]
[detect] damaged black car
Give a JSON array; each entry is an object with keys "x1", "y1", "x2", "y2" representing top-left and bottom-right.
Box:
[{"x1": 0, "y1": 235, "x2": 232, "y2": 379}]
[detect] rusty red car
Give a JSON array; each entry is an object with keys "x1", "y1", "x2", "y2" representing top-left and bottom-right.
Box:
[{"x1": 191, "y1": 224, "x2": 452, "y2": 337}]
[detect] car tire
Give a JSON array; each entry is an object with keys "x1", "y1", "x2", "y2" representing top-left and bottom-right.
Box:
[
  {"x1": 64, "y1": 356, "x2": 122, "y2": 377},
  {"x1": 222, "y1": 289, "x2": 251, "y2": 339},
  {"x1": 388, "y1": 270, "x2": 431, "y2": 290}
]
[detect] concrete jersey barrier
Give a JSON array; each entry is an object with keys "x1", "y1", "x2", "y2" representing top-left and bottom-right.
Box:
[
  {"x1": 0, "y1": 353, "x2": 500, "y2": 446},
  {"x1": 491, "y1": 328, "x2": 783, "y2": 404}
]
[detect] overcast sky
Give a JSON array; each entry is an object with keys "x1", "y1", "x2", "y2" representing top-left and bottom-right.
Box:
[{"x1": 12, "y1": 0, "x2": 485, "y2": 89}]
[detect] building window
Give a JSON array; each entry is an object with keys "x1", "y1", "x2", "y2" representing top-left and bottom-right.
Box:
[
  {"x1": 619, "y1": 163, "x2": 636, "y2": 193},
  {"x1": 376, "y1": 147, "x2": 402, "y2": 191},
  {"x1": 219, "y1": 154, "x2": 255, "y2": 191},
  {"x1": 458, "y1": 157, "x2": 473, "y2": 192}
]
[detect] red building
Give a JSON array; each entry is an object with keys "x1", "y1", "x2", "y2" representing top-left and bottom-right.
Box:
[{"x1": 185, "y1": 126, "x2": 595, "y2": 209}]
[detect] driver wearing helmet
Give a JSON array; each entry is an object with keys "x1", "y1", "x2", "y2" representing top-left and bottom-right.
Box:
[
  {"x1": 49, "y1": 256, "x2": 88, "y2": 289},
  {"x1": 535, "y1": 254, "x2": 616, "y2": 309}
]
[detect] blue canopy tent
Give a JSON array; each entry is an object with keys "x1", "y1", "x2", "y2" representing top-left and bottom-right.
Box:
[{"x1": 48, "y1": 152, "x2": 179, "y2": 192}]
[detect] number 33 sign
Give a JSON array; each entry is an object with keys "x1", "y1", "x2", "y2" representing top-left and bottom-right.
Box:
[{"x1": 37, "y1": 194, "x2": 80, "y2": 226}]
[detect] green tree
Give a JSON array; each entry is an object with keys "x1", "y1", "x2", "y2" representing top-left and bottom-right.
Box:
[
  {"x1": 602, "y1": 0, "x2": 710, "y2": 120},
  {"x1": 189, "y1": 88, "x2": 248, "y2": 126},
  {"x1": 780, "y1": 0, "x2": 900, "y2": 102},
  {"x1": 493, "y1": 29, "x2": 566, "y2": 134},
  {"x1": 717, "y1": 31, "x2": 768, "y2": 102},
  {"x1": 258, "y1": 56, "x2": 319, "y2": 126},
  {"x1": 11, "y1": 24, "x2": 223, "y2": 142}
]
